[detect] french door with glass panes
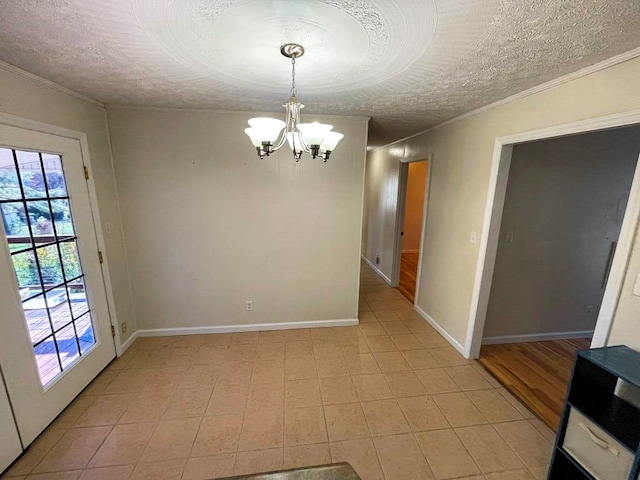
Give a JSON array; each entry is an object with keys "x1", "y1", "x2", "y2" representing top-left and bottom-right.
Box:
[{"x1": 0, "y1": 123, "x2": 115, "y2": 446}]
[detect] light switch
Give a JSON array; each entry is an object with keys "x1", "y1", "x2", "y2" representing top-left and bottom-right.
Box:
[
  {"x1": 633, "y1": 273, "x2": 640, "y2": 297},
  {"x1": 470, "y1": 231, "x2": 478, "y2": 244}
]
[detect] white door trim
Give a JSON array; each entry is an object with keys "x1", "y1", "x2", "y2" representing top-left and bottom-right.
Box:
[
  {"x1": 390, "y1": 155, "x2": 432, "y2": 293},
  {"x1": 0, "y1": 112, "x2": 122, "y2": 354},
  {"x1": 465, "y1": 109, "x2": 640, "y2": 359}
]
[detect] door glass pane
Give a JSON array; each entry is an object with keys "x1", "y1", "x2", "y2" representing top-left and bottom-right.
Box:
[{"x1": 0, "y1": 148, "x2": 98, "y2": 387}]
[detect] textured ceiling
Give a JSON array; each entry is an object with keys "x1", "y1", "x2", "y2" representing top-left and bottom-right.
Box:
[{"x1": 0, "y1": 1, "x2": 640, "y2": 147}]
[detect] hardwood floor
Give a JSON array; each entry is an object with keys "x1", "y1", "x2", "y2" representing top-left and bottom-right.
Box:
[
  {"x1": 478, "y1": 337, "x2": 591, "y2": 430},
  {"x1": 397, "y1": 251, "x2": 419, "y2": 303}
]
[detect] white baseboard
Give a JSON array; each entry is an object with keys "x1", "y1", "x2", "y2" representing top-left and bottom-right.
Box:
[
  {"x1": 482, "y1": 330, "x2": 594, "y2": 345},
  {"x1": 361, "y1": 255, "x2": 392, "y2": 285},
  {"x1": 136, "y1": 319, "x2": 359, "y2": 337},
  {"x1": 401, "y1": 249, "x2": 420, "y2": 254},
  {"x1": 117, "y1": 331, "x2": 138, "y2": 355},
  {"x1": 414, "y1": 305, "x2": 467, "y2": 357}
]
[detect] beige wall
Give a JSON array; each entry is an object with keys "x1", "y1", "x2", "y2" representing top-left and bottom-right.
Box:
[
  {"x1": 484, "y1": 127, "x2": 639, "y2": 339},
  {"x1": 366, "y1": 55, "x2": 640, "y2": 351},
  {"x1": 106, "y1": 106, "x2": 368, "y2": 331},
  {"x1": 402, "y1": 161, "x2": 428, "y2": 252},
  {"x1": 0, "y1": 66, "x2": 136, "y2": 345}
]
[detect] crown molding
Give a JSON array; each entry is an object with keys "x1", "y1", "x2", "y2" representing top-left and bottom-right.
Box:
[
  {"x1": 0, "y1": 59, "x2": 104, "y2": 107},
  {"x1": 375, "y1": 46, "x2": 640, "y2": 152}
]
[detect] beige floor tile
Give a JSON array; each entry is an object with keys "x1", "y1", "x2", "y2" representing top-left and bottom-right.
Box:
[
  {"x1": 193, "y1": 345, "x2": 227, "y2": 365},
  {"x1": 319, "y1": 377, "x2": 359, "y2": 405},
  {"x1": 78, "y1": 465, "x2": 134, "y2": 480},
  {"x1": 528, "y1": 418, "x2": 556, "y2": 443},
  {"x1": 251, "y1": 359, "x2": 285, "y2": 384},
  {"x1": 373, "y1": 352, "x2": 410, "y2": 372},
  {"x1": 430, "y1": 346, "x2": 471, "y2": 367},
  {"x1": 359, "y1": 323, "x2": 387, "y2": 337},
  {"x1": 361, "y1": 399, "x2": 410, "y2": 436},
  {"x1": 415, "y1": 429, "x2": 481, "y2": 479},
  {"x1": 33, "y1": 426, "x2": 112, "y2": 473},
  {"x1": 390, "y1": 334, "x2": 423, "y2": 351},
  {"x1": 285, "y1": 379, "x2": 322, "y2": 408},
  {"x1": 472, "y1": 364, "x2": 502, "y2": 388},
  {"x1": 177, "y1": 364, "x2": 220, "y2": 388},
  {"x1": 50, "y1": 396, "x2": 95, "y2": 430},
  {"x1": 433, "y1": 393, "x2": 487, "y2": 428},
  {"x1": 234, "y1": 449, "x2": 283, "y2": 476},
  {"x1": 485, "y1": 470, "x2": 536, "y2": 479},
  {"x1": 358, "y1": 311, "x2": 378, "y2": 323},
  {"x1": 202, "y1": 333, "x2": 232, "y2": 347},
  {"x1": 315, "y1": 354, "x2": 351, "y2": 377},
  {"x1": 374, "y1": 433, "x2": 433, "y2": 480},
  {"x1": 285, "y1": 357, "x2": 318, "y2": 380},
  {"x1": 225, "y1": 344, "x2": 258, "y2": 363},
  {"x1": 283, "y1": 443, "x2": 331, "y2": 469},
  {"x1": 258, "y1": 330, "x2": 289, "y2": 343},
  {"x1": 118, "y1": 393, "x2": 170, "y2": 424},
  {"x1": 74, "y1": 394, "x2": 133, "y2": 427},
  {"x1": 255, "y1": 342, "x2": 285, "y2": 360},
  {"x1": 352, "y1": 374, "x2": 393, "y2": 401},
  {"x1": 313, "y1": 343, "x2": 343, "y2": 357},
  {"x1": 364, "y1": 335, "x2": 398, "y2": 353},
  {"x1": 285, "y1": 330, "x2": 311, "y2": 342},
  {"x1": 89, "y1": 422, "x2": 156, "y2": 467},
  {"x1": 456, "y1": 425, "x2": 525, "y2": 473},
  {"x1": 497, "y1": 389, "x2": 535, "y2": 419},
  {"x1": 206, "y1": 383, "x2": 249, "y2": 416},
  {"x1": 330, "y1": 439, "x2": 384, "y2": 480},
  {"x1": 238, "y1": 409, "x2": 284, "y2": 451},
  {"x1": 231, "y1": 332, "x2": 260, "y2": 345},
  {"x1": 324, "y1": 403, "x2": 370, "y2": 441},
  {"x1": 466, "y1": 389, "x2": 524, "y2": 423},
  {"x1": 129, "y1": 459, "x2": 186, "y2": 480},
  {"x1": 163, "y1": 386, "x2": 212, "y2": 419},
  {"x1": 397, "y1": 396, "x2": 449, "y2": 432},
  {"x1": 415, "y1": 332, "x2": 449, "y2": 349},
  {"x1": 345, "y1": 353, "x2": 381, "y2": 375},
  {"x1": 217, "y1": 361, "x2": 253, "y2": 385},
  {"x1": 285, "y1": 341, "x2": 314, "y2": 359},
  {"x1": 493, "y1": 421, "x2": 553, "y2": 468},
  {"x1": 24, "y1": 471, "x2": 82, "y2": 480},
  {"x1": 80, "y1": 371, "x2": 118, "y2": 397},
  {"x1": 4, "y1": 427, "x2": 67, "y2": 476},
  {"x1": 246, "y1": 383, "x2": 285, "y2": 413},
  {"x1": 401, "y1": 349, "x2": 439, "y2": 370},
  {"x1": 414, "y1": 369, "x2": 460, "y2": 394},
  {"x1": 182, "y1": 454, "x2": 236, "y2": 480},
  {"x1": 384, "y1": 371, "x2": 427, "y2": 398},
  {"x1": 373, "y1": 311, "x2": 400, "y2": 322},
  {"x1": 191, "y1": 414, "x2": 243, "y2": 456},
  {"x1": 380, "y1": 322, "x2": 411, "y2": 336},
  {"x1": 340, "y1": 337, "x2": 371, "y2": 354},
  {"x1": 284, "y1": 406, "x2": 328, "y2": 446},
  {"x1": 528, "y1": 465, "x2": 549, "y2": 479},
  {"x1": 139, "y1": 418, "x2": 200, "y2": 463},
  {"x1": 446, "y1": 366, "x2": 493, "y2": 391}
]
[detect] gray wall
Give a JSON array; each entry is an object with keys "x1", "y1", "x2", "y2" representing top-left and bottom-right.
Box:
[{"x1": 483, "y1": 126, "x2": 640, "y2": 339}]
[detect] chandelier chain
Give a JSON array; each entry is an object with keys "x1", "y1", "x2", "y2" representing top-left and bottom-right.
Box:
[{"x1": 291, "y1": 57, "x2": 297, "y2": 96}]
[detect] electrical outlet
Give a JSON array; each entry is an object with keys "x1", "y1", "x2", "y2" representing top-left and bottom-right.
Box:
[
  {"x1": 246, "y1": 300, "x2": 253, "y2": 311},
  {"x1": 375, "y1": 255, "x2": 380, "y2": 265},
  {"x1": 104, "y1": 222, "x2": 112, "y2": 235},
  {"x1": 121, "y1": 321, "x2": 127, "y2": 334}
]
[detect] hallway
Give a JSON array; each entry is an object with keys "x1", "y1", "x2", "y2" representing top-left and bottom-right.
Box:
[{"x1": 3, "y1": 263, "x2": 554, "y2": 480}]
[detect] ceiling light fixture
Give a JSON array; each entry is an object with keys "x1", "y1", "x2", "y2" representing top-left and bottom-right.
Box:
[{"x1": 244, "y1": 43, "x2": 344, "y2": 162}]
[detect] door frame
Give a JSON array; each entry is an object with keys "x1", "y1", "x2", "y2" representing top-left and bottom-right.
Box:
[
  {"x1": 391, "y1": 153, "x2": 433, "y2": 307},
  {"x1": 0, "y1": 112, "x2": 123, "y2": 354},
  {"x1": 465, "y1": 109, "x2": 640, "y2": 358}
]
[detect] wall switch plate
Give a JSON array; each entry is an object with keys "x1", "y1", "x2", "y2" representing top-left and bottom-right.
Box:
[
  {"x1": 633, "y1": 274, "x2": 640, "y2": 296},
  {"x1": 104, "y1": 222, "x2": 112, "y2": 235},
  {"x1": 121, "y1": 322, "x2": 127, "y2": 334},
  {"x1": 246, "y1": 300, "x2": 253, "y2": 311},
  {"x1": 470, "y1": 231, "x2": 478, "y2": 244}
]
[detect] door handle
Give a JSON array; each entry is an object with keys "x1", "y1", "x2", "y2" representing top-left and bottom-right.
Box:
[{"x1": 601, "y1": 241, "x2": 617, "y2": 289}]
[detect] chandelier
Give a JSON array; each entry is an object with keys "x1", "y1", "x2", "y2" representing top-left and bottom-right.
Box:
[{"x1": 244, "y1": 43, "x2": 344, "y2": 162}]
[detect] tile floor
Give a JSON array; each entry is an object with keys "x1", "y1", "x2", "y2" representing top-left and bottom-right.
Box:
[{"x1": 2, "y1": 263, "x2": 555, "y2": 480}]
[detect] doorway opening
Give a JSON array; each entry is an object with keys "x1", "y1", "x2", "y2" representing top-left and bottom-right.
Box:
[
  {"x1": 393, "y1": 159, "x2": 429, "y2": 303},
  {"x1": 474, "y1": 124, "x2": 640, "y2": 429}
]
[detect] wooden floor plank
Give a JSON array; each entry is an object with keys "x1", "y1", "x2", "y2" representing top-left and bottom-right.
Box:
[
  {"x1": 478, "y1": 338, "x2": 591, "y2": 430},
  {"x1": 397, "y1": 252, "x2": 419, "y2": 303}
]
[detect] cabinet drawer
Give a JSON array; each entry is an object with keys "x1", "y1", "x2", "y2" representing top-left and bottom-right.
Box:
[{"x1": 563, "y1": 408, "x2": 634, "y2": 480}]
